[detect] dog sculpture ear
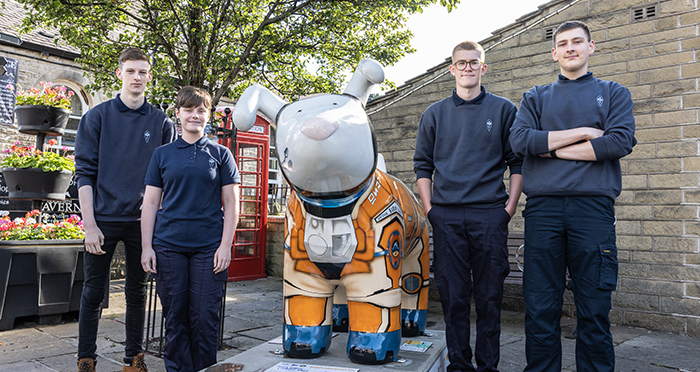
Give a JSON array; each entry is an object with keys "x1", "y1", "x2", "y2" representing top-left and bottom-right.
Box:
[
  {"x1": 343, "y1": 59, "x2": 385, "y2": 107},
  {"x1": 233, "y1": 84, "x2": 288, "y2": 131}
]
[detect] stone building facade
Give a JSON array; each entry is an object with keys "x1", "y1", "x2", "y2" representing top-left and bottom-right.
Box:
[
  {"x1": 367, "y1": 0, "x2": 700, "y2": 336},
  {"x1": 1, "y1": 0, "x2": 113, "y2": 217}
]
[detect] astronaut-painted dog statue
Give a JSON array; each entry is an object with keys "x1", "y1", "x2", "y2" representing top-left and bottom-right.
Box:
[{"x1": 232, "y1": 59, "x2": 429, "y2": 364}]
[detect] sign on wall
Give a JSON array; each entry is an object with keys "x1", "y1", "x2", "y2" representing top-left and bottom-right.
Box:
[{"x1": 0, "y1": 56, "x2": 18, "y2": 126}]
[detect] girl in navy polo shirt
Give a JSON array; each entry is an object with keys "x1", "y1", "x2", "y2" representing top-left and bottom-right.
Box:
[{"x1": 141, "y1": 86, "x2": 240, "y2": 371}]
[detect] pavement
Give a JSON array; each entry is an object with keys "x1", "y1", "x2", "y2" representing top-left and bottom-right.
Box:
[{"x1": 0, "y1": 277, "x2": 698, "y2": 372}]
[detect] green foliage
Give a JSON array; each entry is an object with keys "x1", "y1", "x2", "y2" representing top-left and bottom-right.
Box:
[{"x1": 14, "y1": 0, "x2": 458, "y2": 105}]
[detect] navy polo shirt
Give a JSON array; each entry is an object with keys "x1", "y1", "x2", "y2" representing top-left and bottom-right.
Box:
[{"x1": 145, "y1": 136, "x2": 240, "y2": 251}]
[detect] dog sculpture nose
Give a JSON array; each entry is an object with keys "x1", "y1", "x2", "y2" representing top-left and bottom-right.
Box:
[{"x1": 301, "y1": 116, "x2": 339, "y2": 140}]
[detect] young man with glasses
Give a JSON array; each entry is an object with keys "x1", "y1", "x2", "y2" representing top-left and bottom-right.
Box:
[
  {"x1": 510, "y1": 21, "x2": 636, "y2": 372},
  {"x1": 414, "y1": 41, "x2": 523, "y2": 372}
]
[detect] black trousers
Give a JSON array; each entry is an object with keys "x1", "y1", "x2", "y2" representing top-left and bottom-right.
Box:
[
  {"x1": 429, "y1": 205, "x2": 511, "y2": 372},
  {"x1": 78, "y1": 220, "x2": 148, "y2": 361}
]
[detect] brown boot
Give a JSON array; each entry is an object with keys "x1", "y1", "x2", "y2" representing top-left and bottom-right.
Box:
[
  {"x1": 77, "y1": 358, "x2": 96, "y2": 372},
  {"x1": 122, "y1": 353, "x2": 148, "y2": 372}
]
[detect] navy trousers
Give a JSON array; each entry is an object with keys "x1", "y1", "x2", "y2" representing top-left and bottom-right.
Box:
[
  {"x1": 522, "y1": 196, "x2": 617, "y2": 372},
  {"x1": 78, "y1": 221, "x2": 147, "y2": 361},
  {"x1": 154, "y1": 246, "x2": 227, "y2": 372},
  {"x1": 429, "y1": 205, "x2": 511, "y2": 372}
]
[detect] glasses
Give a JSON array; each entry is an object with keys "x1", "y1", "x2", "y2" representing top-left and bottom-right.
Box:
[{"x1": 452, "y1": 60, "x2": 483, "y2": 71}]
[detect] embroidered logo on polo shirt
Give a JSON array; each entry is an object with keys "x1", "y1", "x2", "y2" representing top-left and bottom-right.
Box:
[
  {"x1": 209, "y1": 158, "x2": 216, "y2": 170},
  {"x1": 486, "y1": 119, "x2": 493, "y2": 132},
  {"x1": 144, "y1": 130, "x2": 151, "y2": 143},
  {"x1": 597, "y1": 95, "x2": 604, "y2": 107}
]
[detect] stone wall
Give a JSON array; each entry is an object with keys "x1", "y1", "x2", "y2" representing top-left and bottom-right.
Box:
[
  {"x1": 367, "y1": 0, "x2": 700, "y2": 336},
  {"x1": 2, "y1": 44, "x2": 87, "y2": 139},
  {"x1": 265, "y1": 216, "x2": 285, "y2": 278},
  {"x1": 1, "y1": 45, "x2": 105, "y2": 218}
]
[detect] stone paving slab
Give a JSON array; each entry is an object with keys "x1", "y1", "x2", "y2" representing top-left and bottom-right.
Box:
[
  {"x1": 0, "y1": 328, "x2": 75, "y2": 364},
  {"x1": 222, "y1": 315, "x2": 268, "y2": 334},
  {"x1": 615, "y1": 333, "x2": 700, "y2": 371},
  {"x1": 2, "y1": 277, "x2": 700, "y2": 372},
  {"x1": 237, "y1": 324, "x2": 283, "y2": 342},
  {"x1": 34, "y1": 354, "x2": 121, "y2": 372},
  {"x1": 0, "y1": 361, "x2": 57, "y2": 372}
]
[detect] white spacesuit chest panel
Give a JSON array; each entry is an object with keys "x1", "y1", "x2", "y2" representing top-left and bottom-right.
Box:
[{"x1": 303, "y1": 214, "x2": 358, "y2": 264}]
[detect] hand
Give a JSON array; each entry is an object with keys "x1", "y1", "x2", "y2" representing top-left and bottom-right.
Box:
[
  {"x1": 84, "y1": 224, "x2": 105, "y2": 255},
  {"x1": 213, "y1": 245, "x2": 231, "y2": 274},
  {"x1": 505, "y1": 205, "x2": 516, "y2": 218},
  {"x1": 141, "y1": 246, "x2": 157, "y2": 273},
  {"x1": 582, "y1": 127, "x2": 604, "y2": 140}
]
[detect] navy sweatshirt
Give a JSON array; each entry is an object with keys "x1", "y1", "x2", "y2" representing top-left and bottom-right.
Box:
[
  {"x1": 414, "y1": 87, "x2": 522, "y2": 208},
  {"x1": 509, "y1": 73, "x2": 636, "y2": 200},
  {"x1": 75, "y1": 95, "x2": 176, "y2": 222},
  {"x1": 145, "y1": 136, "x2": 240, "y2": 251}
]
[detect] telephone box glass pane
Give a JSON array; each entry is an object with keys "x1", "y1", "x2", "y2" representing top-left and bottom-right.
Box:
[
  {"x1": 240, "y1": 201, "x2": 259, "y2": 216},
  {"x1": 235, "y1": 244, "x2": 256, "y2": 258},
  {"x1": 238, "y1": 216, "x2": 257, "y2": 229},
  {"x1": 239, "y1": 144, "x2": 259, "y2": 158}
]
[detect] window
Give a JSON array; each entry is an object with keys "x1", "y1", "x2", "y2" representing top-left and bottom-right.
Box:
[{"x1": 268, "y1": 145, "x2": 288, "y2": 215}]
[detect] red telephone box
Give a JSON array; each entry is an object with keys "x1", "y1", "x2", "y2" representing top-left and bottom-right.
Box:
[{"x1": 217, "y1": 113, "x2": 270, "y2": 281}]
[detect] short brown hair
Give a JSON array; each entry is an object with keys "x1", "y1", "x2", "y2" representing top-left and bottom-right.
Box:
[
  {"x1": 553, "y1": 21, "x2": 591, "y2": 48},
  {"x1": 452, "y1": 41, "x2": 485, "y2": 63},
  {"x1": 118, "y1": 47, "x2": 150, "y2": 69},
  {"x1": 176, "y1": 86, "x2": 212, "y2": 110}
]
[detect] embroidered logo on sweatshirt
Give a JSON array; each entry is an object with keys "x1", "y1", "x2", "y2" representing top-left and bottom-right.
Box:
[
  {"x1": 209, "y1": 158, "x2": 216, "y2": 170},
  {"x1": 597, "y1": 95, "x2": 604, "y2": 107},
  {"x1": 486, "y1": 119, "x2": 493, "y2": 132},
  {"x1": 144, "y1": 130, "x2": 151, "y2": 143}
]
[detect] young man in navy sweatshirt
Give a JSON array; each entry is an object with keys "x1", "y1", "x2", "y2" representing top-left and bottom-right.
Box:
[
  {"x1": 509, "y1": 21, "x2": 636, "y2": 372},
  {"x1": 74, "y1": 47, "x2": 176, "y2": 372},
  {"x1": 414, "y1": 41, "x2": 523, "y2": 372}
]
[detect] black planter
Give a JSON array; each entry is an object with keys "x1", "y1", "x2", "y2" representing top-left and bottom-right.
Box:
[
  {"x1": 2, "y1": 167, "x2": 73, "y2": 201},
  {"x1": 0, "y1": 240, "x2": 105, "y2": 330},
  {"x1": 15, "y1": 105, "x2": 70, "y2": 136}
]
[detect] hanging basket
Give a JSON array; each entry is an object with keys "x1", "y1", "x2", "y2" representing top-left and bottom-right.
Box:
[
  {"x1": 15, "y1": 105, "x2": 70, "y2": 136},
  {"x1": 1, "y1": 167, "x2": 73, "y2": 201}
]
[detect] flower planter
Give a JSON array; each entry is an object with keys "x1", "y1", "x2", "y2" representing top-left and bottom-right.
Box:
[
  {"x1": 2, "y1": 167, "x2": 73, "y2": 201},
  {"x1": 15, "y1": 105, "x2": 70, "y2": 136},
  {"x1": 0, "y1": 239, "x2": 109, "y2": 330}
]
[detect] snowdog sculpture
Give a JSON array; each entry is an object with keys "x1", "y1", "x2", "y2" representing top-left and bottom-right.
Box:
[{"x1": 232, "y1": 59, "x2": 429, "y2": 364}]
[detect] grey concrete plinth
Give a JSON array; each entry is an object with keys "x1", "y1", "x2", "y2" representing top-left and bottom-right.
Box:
[{"x1": 211, "y1": 330, "x2": 447, "y2": 372}]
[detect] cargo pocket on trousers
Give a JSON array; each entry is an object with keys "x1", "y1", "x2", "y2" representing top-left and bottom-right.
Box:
[{"x1": 598, "y1": 242, "x2": 618, "y2": 290}]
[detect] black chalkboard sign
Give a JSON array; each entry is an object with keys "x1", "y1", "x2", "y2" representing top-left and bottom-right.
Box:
[{"x1": 0, "y1": 57, "x2": 18, "y2": 127}]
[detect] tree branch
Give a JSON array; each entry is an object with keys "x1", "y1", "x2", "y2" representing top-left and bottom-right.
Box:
[{"x1": 214, "y1": 0, "x2": 320, "y2": 103}]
